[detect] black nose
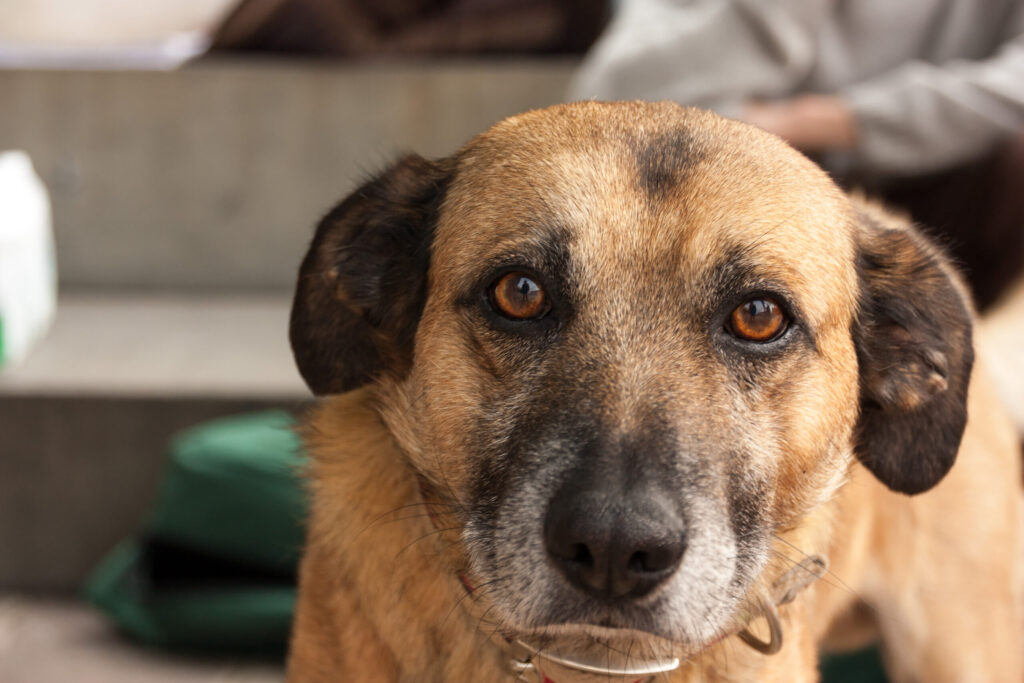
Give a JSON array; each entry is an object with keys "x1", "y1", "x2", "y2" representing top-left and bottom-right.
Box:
[{"x1": 544, "y1": 485, "x2": 687, "y2": 600}]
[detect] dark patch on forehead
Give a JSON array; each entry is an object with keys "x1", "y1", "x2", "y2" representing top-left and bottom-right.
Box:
[{"x1": 631, "y1": 129, "x2": 703, "y2": 200}]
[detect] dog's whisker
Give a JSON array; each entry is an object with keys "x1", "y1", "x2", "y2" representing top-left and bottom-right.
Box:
[
  {"x1": 769, "y1": 535, "x2": 860, "y2": 599},
  {"x1": 390, "y1": 525, "x2": 462, "y2": 563},
  {"x1": 365, "y1": 509, "x2": 458, "y2": 529},
  {"x1": 439, "y1": 573, "x2": 511, "y2": 634},
  {"x1": 352, "y1": 500, "x2": 460, "y2": 534}
]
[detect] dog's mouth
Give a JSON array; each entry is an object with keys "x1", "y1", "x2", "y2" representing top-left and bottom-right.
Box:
[
  {"x1": 455, "y1": 564, "x2": 690, "y2": 677},
  {"x1": 468, "y1": 593, "x2": 744, "y2": 680},
  {"x1": 499, "y1": 625, "x2": 682, "y2": 682},
  {"x1": 513, "y1": 608, "x2": 683, "y2": 644},
  {"x1": 513, "y1": 616, "x2": 736, "y2": 660},
  {"x1": 518, "y1": 622, "x2": 675, "y2": 650}
]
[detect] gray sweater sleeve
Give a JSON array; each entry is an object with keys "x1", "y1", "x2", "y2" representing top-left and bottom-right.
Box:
[
  {"x1": 844, "y1": 35, "x2": 1024, "y2": 176},
  {"x1": 567, "y1": 0, "x2": 819, "y2": 118},
  {"x1": 571, "y1": 0, "x2": 1024, "y2": 177}
]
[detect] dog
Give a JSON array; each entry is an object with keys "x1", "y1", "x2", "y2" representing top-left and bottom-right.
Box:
[{"x1": 286, "y1": 101, "x2": 1023, "y2": 682}]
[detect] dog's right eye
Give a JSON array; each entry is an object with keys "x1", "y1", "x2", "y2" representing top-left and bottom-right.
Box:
[
  {"x1": 727, "y1": 297, "x2": 788, "y2": 342},
  {"x1": 489, "y1": 272, "x2": 550, "y2": 320}
]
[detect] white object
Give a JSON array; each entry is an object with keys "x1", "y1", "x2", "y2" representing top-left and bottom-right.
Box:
[
  {"x1": 0, "y1": 0, "x2": 237, "y2": 70},
  {"x1": 0, "y1": 32, "x2": 210, "y2": 70},
  {"x1": 0, "y1": 151, "x2": 57, "y2": 368}
]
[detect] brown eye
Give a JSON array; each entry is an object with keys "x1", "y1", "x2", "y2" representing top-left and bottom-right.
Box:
[
  {"x1": 729, "y1": 297, "x2": 787, "y2": 342},
  {"x1": 490, "y1": 272, "x2": 548, "y2": 320}
]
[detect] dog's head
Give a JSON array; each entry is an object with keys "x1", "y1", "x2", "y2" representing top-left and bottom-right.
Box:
[{"x1": 291, "y1": 102, "x2": 972, "y2": 652}]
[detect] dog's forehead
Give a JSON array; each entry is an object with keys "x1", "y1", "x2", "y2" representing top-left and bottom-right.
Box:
[{"x1": 432, "y1": 102, "x2": 859, "y2": 325}]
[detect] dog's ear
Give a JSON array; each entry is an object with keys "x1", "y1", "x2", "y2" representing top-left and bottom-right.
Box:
[
  {"x1": 853, "y1": 204, "x2": 974, "y2": 495},
  {"x1": 290, "y1": 154, "x2": 454, "y2": 395}
]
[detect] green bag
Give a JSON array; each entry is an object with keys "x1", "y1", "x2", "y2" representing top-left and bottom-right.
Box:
[
  {"x1": 821, "y1": 647, "x2": 889, "y2": 682},
  {"x1": 85, "y1": 410, "x2": 306, "y2": 652}
]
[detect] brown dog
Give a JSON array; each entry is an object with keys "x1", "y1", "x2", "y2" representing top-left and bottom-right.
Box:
[{"x1": 287, "y1": 101, "x2": 1023, "y2": 682}]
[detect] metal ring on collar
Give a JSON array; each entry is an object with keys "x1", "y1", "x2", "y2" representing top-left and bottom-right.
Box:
[{"x1": 737, "y1": 600, "x2": 783, "y2": 655}]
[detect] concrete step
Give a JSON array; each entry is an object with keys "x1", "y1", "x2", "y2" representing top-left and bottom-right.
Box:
[
  {"x1": 0, "y1": 293, "x2": 309, "y2": 592},
  {"x1": 0, "y1": 292, "x2": 305, "y2": 398},
  {"x1": 0, "y1": 596, "x2": 283, "y2": 683}
]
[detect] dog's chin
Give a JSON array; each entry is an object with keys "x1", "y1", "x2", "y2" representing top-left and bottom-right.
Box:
[
  {"x1": 480, "y1": 582, "x2": 763, "y2": 667},
  {"x1": 469, "y1": 565, "x2": 748, "y2": 660},
  {"x1": 480, "y1": 573, "x2": 746, "y2": 653},
  {"x1": 522, "y1": 623, "x2": 673, "y2": 648},
  {"x1": 512, "y1": 623, "x2": 688, "y2": 667}
]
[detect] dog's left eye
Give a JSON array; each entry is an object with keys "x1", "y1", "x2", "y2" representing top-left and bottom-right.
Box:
[
  {"x1": 489, "y1": 272, "x2": 550, "y2": 320},
  {"x1": 728, "y1": 297, "x2": 788, "y2": 342}
]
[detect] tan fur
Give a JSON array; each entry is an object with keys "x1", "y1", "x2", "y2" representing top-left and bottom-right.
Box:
[{"x1": 288, "y1": 102, "x2": 1023, "y2": 682}]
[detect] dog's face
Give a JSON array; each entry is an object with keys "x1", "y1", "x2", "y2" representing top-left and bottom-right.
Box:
[{"x1": 291, "y1": 103, "x2": 972, "y2": 653}]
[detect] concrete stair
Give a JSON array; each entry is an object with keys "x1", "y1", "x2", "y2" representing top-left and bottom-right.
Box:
[{"x1": 0, "y1": 596, "x2": 283, "y2": 682}]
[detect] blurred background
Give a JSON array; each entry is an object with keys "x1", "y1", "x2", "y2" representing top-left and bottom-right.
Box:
[{"x1": 1, "y1": 1, "x2": 1022, "y2": 681}]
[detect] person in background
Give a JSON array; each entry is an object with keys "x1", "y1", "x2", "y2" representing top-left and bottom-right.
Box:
[
  {"x1": 211, "y1": 0, "x2": 609, "y2": 58},
  {"x1": 570, "y1": 0, "x2": 1024, "y2": 311}
]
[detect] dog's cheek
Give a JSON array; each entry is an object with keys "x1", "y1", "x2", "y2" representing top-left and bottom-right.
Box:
[
  {"x1": 471, "y1": 466, "x2": 566, "y2": 627},
  {"x1": 743, "y1": 338, "x2": 859, "y2": 526},
  {"x1": 724, "y1": 457, "x2": 773, "y2": 577},
  {"x1": 458, "y1": 385, "x2": 614, "y2": 627},
  {"x1": 386, "y1": 308, "x2": 506, "y2": 490}
]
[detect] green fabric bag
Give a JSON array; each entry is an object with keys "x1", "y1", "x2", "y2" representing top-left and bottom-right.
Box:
[
  {"x1": 149, "y1": 410, "x2": 307, "y2": 572},
  {"x1": 821, "y1": 647, "x2": 889, "y2": 682},
  {"x1": 85, "y1": 410, "x2": 306, "y2": 652},
  {"x1": 85, "y1": 540, "x2": 296, "y2": 652}
]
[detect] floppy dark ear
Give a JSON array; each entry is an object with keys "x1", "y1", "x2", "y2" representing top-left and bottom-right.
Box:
[
  {"x1": 290, "y1": 154, "x2": 454, "y2": 395},
  {"x1": 853, "y1": 205, "x2": 975, "y2": 495}
]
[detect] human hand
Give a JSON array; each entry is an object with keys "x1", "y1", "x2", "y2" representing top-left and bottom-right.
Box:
[{"x1": 742, "y1": 95, "x2": 857, "y2": 152}]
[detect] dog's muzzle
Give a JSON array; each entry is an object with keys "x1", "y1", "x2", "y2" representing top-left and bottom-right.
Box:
[{"x1": 420, "y1": 479, "x2": 827, "y2": 682}]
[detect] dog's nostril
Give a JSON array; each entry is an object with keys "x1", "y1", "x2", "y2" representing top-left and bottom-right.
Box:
[
  {"x1": 628, "y1": 550, "x2": 649, "y2": 573},
  {"x1": 570, "y1": 543, "x2": 593, "y2": 567},
  {"x1": 631, "y1": 544, "x2": 682, "y2": 574}
]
